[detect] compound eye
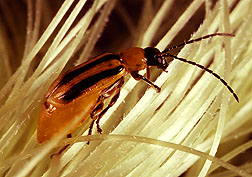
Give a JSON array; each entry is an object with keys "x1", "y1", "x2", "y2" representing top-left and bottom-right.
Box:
[
  {"x1": 162, "y1": 57, "x2": 168, "y2": 70},
  {"x1": 156, "y1": 56, "x2": 168, "y2": 71}
]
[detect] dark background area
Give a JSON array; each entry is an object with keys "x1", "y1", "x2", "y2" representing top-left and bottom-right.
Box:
[{"x1": 0, "y1": 0, "x2": 209, "y2": 72}]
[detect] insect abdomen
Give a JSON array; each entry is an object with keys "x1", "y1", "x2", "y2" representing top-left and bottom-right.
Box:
[{"x1": 37, "y1": 53, "x2": 126, "y2": 143}]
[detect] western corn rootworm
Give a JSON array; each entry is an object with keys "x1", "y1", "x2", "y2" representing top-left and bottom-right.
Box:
[{"x1": 37, "y1": 33, "x2": 238, "y2": 152}]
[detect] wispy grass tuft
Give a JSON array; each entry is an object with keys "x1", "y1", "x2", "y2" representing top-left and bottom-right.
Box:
[{"x1": 0, "y1": 0, "x2": 251, "y2": 177}]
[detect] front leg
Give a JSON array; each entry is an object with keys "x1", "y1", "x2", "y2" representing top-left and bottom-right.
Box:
[{"x1": 131, "y1": 72, "x2": 161, "y2": 92}]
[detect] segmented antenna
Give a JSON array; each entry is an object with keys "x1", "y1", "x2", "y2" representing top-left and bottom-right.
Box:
[
  {"x1": 162, "y1": 33, "x2": 235, "y2": 53},
  {"x1": 162, "y1": 33, "x2": 239, "y2": 102}
]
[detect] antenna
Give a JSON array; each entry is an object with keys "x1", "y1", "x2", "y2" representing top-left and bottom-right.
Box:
[
  {"x1": 162, "y1": 33, "x2": 239, "y2": 102},
  {"x1": 162, "y1": 33, "x2": 235, "y2": 53}
]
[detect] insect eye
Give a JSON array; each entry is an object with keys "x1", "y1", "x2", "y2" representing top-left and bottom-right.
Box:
[{"x1": 157, "y1": 56, "x2": 168, "y2": 71}]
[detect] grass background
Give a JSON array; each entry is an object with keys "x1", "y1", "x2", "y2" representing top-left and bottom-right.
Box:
[{"x1": 0, "y1": 0, "x2": 251, "y2": 176}]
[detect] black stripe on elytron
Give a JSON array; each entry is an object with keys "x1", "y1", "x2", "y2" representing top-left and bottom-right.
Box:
[
  {"x1": 57, "y1": 54, "x2": 121, "y2": 88},
  {"x1": 60, "y1": 65, "x2": 124, "y2": 101}
]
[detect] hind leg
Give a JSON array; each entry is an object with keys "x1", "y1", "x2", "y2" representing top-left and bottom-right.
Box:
[{"x1": 50, "y1": 134, "x2": 72, "y2": 158}]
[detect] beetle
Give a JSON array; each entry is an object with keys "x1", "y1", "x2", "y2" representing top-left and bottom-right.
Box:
[{"x1": 37, "y1": 33, "x2": 239, "y2": 145}]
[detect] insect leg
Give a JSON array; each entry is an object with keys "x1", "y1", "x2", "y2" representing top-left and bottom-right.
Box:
[
  {"x1": 146, "y1": 66, "x2": 150, "y2": 80},
  {"x1": 95, "y1": 86, "x2": 121, "y2": 133},
  {"x1": 89, "y1": 97, "x2": 104, "y2": 136},
  {"x1": 95, "y1": 77, "x2": 124, "y2": 133},
  {"x1": 50, "y1": 134, "x2": 72, "y2": 158},
  {"x1": 87, "y1": 100, "x2": 104, "y2": 145},
  {"x1": 86, "y1": 120, "x2": 95, "y2": 145},
  {"x1": 90, "y1": 99, "x2": 104, "y2": 121},
  {"x1": 131, "y1": 72, "x2": 161, "y2": 92},
  {"x1": 87, "y1": 101, "x2": 105, "y2": 144},
  {"x1": 87, "y1": 77, "x2": 124, "y2": 143}
]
